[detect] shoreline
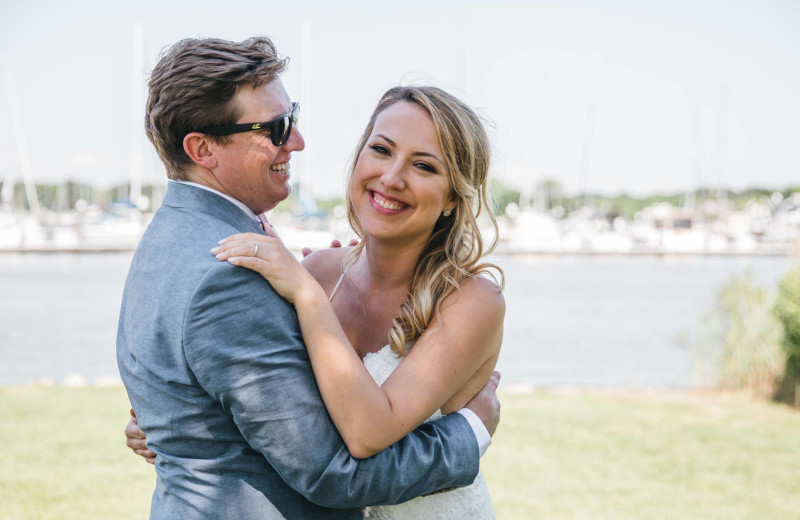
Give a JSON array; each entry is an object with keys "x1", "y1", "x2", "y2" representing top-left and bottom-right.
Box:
[
  {"x1": 0, "y1": 377, "x2": 728, "y2": 397},
  {"x1": 0, "y1": 246, "x2": 798, "y2": 257}
]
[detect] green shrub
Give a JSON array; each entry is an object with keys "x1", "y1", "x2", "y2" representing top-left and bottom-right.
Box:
[
  {"x1": 704, "y1": 270, "x2": 784, "y2": 397},
  {"x1": 774, "y1": 264, "x2": 800, "y2": 407}
]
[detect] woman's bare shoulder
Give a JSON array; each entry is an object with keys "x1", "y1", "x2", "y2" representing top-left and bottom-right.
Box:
[
  {"x1": 460, "y1": 274, "x2": 504, "y2": 304},
  {"x1": 444, "y1": 274, "x2": 505, "y2": 322},
  {"x1": 301, "y1": 246, "x2": 352, "y2": 294}
]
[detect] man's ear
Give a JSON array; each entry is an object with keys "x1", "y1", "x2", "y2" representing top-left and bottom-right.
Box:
[{"x1": 183, "y1": 132, "x2": 218, "y2": 169}]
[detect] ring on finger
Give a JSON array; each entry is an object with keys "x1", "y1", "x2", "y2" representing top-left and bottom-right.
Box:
[{"x1": 253, "y1": 243, "x2": 259, "y2": 256}]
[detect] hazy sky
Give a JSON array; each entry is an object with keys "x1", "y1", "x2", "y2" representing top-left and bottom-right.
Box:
[{"x1": 1, "y1": 0, "x2": 798, "y2": 199}]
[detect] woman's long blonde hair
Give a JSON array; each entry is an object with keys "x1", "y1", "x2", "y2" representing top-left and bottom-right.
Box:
[{"x1": 344, "y1": 86, "x2": 504, "y2": 356}]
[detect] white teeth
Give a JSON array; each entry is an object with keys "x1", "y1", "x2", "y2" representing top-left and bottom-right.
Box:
[
  {"x1": 372, "y1": 192, "x2": 405, "y2": 210},
  {"x1": 270, "y1": 162, "x2": 289, "y2": 172}
]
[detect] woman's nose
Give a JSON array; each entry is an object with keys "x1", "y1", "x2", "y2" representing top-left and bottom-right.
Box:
[{"x1": 380, "y1": 161, "x2": 405, "y2": 190}]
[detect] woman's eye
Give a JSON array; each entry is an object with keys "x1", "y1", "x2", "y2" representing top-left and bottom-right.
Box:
[
  {"x1": 415, "y1": 162, "x2": 436, "y2": 173},
  {"x1": 370, "y1": 144, "x2": 390, "y2": 155}
]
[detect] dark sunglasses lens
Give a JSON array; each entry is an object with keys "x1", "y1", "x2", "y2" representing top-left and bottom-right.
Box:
[{"x1": 272, "y1": 115, "x2": 292, "y2": 146}]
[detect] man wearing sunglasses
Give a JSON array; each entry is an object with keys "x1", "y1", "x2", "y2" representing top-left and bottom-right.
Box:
[{"x1": 117, "y1": 36, "x2": 498, "y2": 520}]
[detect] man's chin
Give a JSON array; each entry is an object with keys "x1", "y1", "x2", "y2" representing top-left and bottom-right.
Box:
[{"x1": 262, "y1": 183, "x2": 292, "y2": 212}]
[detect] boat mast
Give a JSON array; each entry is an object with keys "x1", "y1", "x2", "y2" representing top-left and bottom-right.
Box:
[
  {"x1": 4, "y1": 71, "x2": 41, "y2": 218},
  {"x1": 687, "y1": 101, "x2": 703, "y2": 214},
  {"x1": 578, "y1": 78, "x2": 596, "y2": 211},
  {"x1": 130, "y1": 21, "x2": 144, "y2": 207},
  {"x1": 713, "y1": 86, "x2": 730, "y2": 209}
]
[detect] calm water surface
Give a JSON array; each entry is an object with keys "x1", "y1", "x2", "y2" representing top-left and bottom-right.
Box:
[{"x1": 0, "y1": 252, "x2": 794, "y2": 388}]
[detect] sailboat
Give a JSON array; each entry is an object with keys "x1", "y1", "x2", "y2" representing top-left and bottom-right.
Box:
[{"x1": 0, "y1": 24, "x2": 150, "y2": 252}]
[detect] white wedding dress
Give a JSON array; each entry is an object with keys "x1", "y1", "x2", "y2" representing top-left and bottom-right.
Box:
[{"x1": 360, "y1": 345, "x2": 496, "y2": 520}]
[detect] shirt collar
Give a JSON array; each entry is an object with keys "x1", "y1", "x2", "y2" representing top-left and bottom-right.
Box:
[{"x1": 170, "y1": 180, "x2": 262, "y2": 225}]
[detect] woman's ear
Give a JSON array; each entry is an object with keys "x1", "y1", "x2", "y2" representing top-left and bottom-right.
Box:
[{"x1": 183, "y1": 132, "x2": 218, "y2": 169}]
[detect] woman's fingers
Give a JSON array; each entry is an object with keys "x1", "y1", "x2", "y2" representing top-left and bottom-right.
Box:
[
  {"x1": 127, "y1": 435, "x2": 149, "y2": 451},
  {"x1": 211, "y1": 234, "x2": 303, "y2": 301},
  {"x1": 132, "y1": 446, "x2": 157, "y2": 463},
  {"x1": 125, "y1": 413, "x2": 157, "y2": 463},
  {"x1": 217, "y1": 232, "x2": 263, "y2": 245},
  {"x1": 212, "y1": 237, "x2": 280, "y2": 261},
  {"x1": 212, "y1": 243, "x2": 258, "y2": 261},
  {"x1": 226, "y1": 255, "x2": 273, "y2": 273},
  {"x1": 125, "y1": 416, "x2": 145, "y2": 440}
]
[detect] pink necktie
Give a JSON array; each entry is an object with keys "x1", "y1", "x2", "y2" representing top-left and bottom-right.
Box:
[{"x1": 257, "y1": 214, "x2": 279, "y2": 239}]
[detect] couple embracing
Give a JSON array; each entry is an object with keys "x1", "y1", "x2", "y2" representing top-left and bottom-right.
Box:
[{"x1": 118, "y1": 35, "x2": 505, "y2": 519}]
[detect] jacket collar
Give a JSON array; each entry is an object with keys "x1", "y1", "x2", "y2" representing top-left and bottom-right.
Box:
[{"x1": 161, "y1": 181, "x2": 264, "y2": 234}]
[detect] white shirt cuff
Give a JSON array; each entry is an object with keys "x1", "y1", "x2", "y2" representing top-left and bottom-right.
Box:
[{"x1": 456, "y1": 408, "x2": 491, "y2": 457}]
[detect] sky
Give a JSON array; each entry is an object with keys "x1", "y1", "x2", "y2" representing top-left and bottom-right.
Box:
[{"x1": 1, "y1": 0, "x2": 798, "y2": 199}]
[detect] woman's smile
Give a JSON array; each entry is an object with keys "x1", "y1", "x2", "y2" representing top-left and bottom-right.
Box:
[{"x1": 370, "y1": 190, "x2": 410, "y2": 213}]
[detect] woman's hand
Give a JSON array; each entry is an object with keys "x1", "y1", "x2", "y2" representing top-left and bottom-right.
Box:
[
  {"x1": 125, "y1": 409, "x2": 155, "y2": 464},
  {"x1": 212, "y1": 233, "x2": 322, "y2": 306},
  {"x1": 302, "y1": 238, "x2": 358, "y2": 258}
]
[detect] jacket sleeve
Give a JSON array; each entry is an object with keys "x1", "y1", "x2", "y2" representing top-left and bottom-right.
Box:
[{"x1": 183, "y1": 262, "x2": 479, "y2": 508}]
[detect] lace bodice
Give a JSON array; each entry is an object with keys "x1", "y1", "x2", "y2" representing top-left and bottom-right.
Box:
[
  {"x1": 362, "y1": 345, "x2": 443, "y2": 422},
  {"x1": 360, "y1": 345, "x2": 495, "y2": 520}
]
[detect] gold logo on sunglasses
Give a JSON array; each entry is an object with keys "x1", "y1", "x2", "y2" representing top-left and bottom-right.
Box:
[{"x1": 251, "y1": 123, "x2": 262, "y2": 130}]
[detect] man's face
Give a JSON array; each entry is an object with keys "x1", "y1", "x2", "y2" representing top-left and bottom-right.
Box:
[{"x1": 209, "y1": 80, "x2": 305, "y2": 214}]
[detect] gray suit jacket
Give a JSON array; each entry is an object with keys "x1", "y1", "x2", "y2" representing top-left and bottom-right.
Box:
[{"x1": 117, "y1": 182, "x2": 479, "y2": 519}]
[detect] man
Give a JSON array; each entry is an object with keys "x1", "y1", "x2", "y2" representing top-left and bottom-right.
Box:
[{"x1": 117, "y1": 36, "x2": 500, "y2": 519}]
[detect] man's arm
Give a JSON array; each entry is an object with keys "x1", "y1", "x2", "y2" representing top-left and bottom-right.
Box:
[
  {"x1": 460, "y1": 370, "x2": 501, "y2": 455},
  {"x1": 184, "y1": 263, "x2": 489, "y2": 508},
  {"x1": 124, "y1": 374, "x2": 500, "y2": 465}
]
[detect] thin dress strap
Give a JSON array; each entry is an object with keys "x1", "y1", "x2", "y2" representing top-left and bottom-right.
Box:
[{"x1": 328, "y1": 273, "x2": 346, "y2": 302}]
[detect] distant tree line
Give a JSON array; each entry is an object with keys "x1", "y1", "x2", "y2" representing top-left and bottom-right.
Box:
[
  {"x1": 1, "y1": 179, "x2": 798, "y2": 220},
  {"x1": 0, "y1": 181, "x2": 164, "y2": 213},
  {"x1": 491, "y1": 178, "x2": 800, "y2": 220}
]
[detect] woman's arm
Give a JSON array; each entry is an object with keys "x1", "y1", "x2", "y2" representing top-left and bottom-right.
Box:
[{"x1": 213, "y1": 233, "x2": 504, "y2": 458}]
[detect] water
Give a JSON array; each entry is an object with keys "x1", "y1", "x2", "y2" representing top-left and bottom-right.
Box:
[
  {"x1": 0, "y1": 252, "x2": 794, "y2": 388},
  {"x1": 0, "y1": 253, "x2": 133, "y2": 386},
  {"x1": 497, "y1": 254, "x2": 793, "y2": 389}
]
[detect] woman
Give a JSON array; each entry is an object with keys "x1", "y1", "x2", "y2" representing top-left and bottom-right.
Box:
[{"x1": 128, "y1": 85, "x2": 505, "y2": 518}]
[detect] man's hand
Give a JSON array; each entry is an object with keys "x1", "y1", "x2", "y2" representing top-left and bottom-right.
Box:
[
  {"x1": 464, "y1": 371, "x2": 501, "y2": 437},
  {"x1": 302, "y1": 239, "x2": 358, "y2": 258},
  {"x1": 125, "y1": 408, "x2": 156, "y2": 464}
]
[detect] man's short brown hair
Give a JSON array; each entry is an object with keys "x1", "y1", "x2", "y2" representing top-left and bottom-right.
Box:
[{"x1": 145, "y1": 36, "x2": 288, "y2": 179}]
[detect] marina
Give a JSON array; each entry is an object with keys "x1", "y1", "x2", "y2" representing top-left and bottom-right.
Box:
[
  {"x1": 0, "y1": 250, "x2": 793, "y2": 389},
  {"x1": 1, "y1": 191, "x2": 799, "y2": 256}
]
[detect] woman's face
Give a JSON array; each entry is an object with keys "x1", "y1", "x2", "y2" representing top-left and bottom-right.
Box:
[{"x1": 350, "y1": 101, "x2": 456, "y2": 246}]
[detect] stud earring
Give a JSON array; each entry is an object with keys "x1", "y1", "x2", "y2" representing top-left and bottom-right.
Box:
[{"x1": 443, "y1": 209, "x2": 452, "y2": 217}]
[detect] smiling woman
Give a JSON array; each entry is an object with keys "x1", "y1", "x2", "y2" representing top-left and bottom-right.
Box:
[
  {"x1": 204, "y1": 85, "x2": 505, "y2": 519},
  {"x1": 350, "y1": 101, "x2": 455, "y2": 245},
  {"x1": 342, "y1": 86, "x2": 500, "y2": 360}
]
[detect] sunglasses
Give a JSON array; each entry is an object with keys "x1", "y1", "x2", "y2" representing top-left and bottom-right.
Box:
[{"x1": 200, "y1": 102, "x2": 299, "y2": 147}]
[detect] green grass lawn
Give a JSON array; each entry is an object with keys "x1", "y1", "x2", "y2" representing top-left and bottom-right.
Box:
[{"x1": 2, "y1": 387, "x2": 798, "y2": 519}]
